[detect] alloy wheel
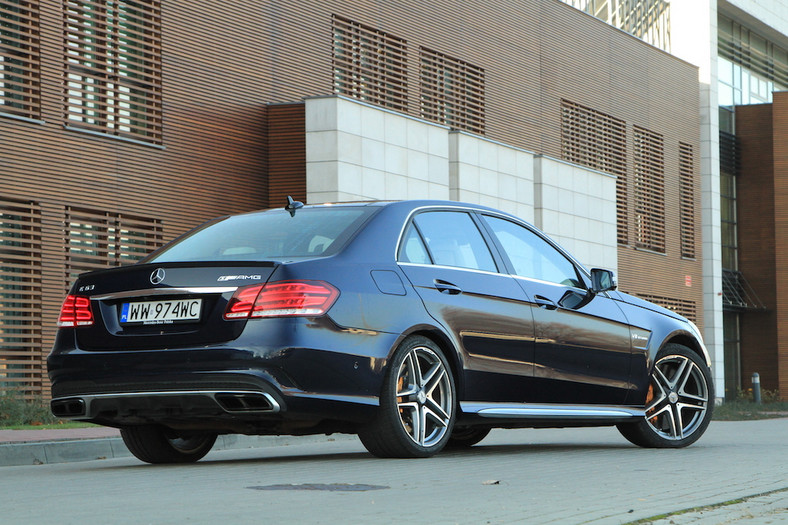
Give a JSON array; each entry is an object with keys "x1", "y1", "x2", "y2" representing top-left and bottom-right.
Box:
[
  {"x1": 395, "y1": 345, "x2": 453, "y2": 448},
  {"x1": 645, "y1": 354, "x2": 709, "y2": 440}
]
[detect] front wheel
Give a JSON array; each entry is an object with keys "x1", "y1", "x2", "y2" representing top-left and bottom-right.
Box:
[
  {"x1": 618, "y1": 344, "x2": 713, "y2": 448},
  {"x1": 359, "y1": 335, "x2": 456, "y2": 458},
  {"x1": 120, "y1": 425, "x2": 217, "y2": 464}
]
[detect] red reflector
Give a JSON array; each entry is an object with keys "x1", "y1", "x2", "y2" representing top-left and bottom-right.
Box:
[
  {"x1": 223, "y1": 281, "x2": 339, "y2": 320},
  {"x1": 57, "y1": 295, "x2": 95, "y2": 327}
]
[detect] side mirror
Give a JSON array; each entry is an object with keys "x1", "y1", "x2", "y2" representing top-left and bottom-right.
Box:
[{"x1": 590, "y1": 268, "x2": 617, "y2": 293}]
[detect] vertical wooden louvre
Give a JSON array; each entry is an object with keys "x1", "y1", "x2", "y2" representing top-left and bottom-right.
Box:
[
  {"x1": 0, "y1": 199, "x2": 42, "y2": 396},
  {"x1": 560, "y1": 100, "x2": 628, "y2": 243},
  {"x1": 331, "y1": 14, "x2": 408, "y2": 113},
  {"x1": 63, "y1": 0, "x2": 162, "y2": 143},
  {"x1": 679, "y1": 142, "x2": 696, "y2": 259},
  {"x1": 0, "y1": 0, "x2": 40, "y2": 119},
  {"x1": 419, "y1": 46, "x2": 485, "y2": 134},
  {"x1": 64, "y1": 208, "x2": 163, "y2": 287},
  {"x1": 267, "y1": 103, "x2": 306, "y2": 206},
  {"x1": 633, "y1": 125, "x2": 665, "y2": 252}
]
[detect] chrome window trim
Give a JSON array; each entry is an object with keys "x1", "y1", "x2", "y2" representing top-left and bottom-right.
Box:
[
  {"x1": 397, "y1": 261, "x2": 505, "y2": 278},
  {"x1": 393, "y1": 204, "x2": 595, "y2": 283}
]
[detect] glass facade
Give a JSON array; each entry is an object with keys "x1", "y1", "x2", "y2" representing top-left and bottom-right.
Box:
[
  {"x1": 562, "y1": 0, "x2": 670, "y2": 51},
  {"x1": 718, "y1": 15, "x2": 788, "y2": 107}
]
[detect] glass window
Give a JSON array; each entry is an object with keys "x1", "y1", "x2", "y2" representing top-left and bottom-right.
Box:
[
  {"x1": 483, "y1": 215, "x2": 582, "y2": 287},
  {"x1": 398, "y1": 223, "x2": 432, "y2": 264},
  {"x1": 146, "y1": 207, "x2": 372, "y2": 263},
  {"x1": 412, "y1": 212, "x2": 496, "y2": 272}
]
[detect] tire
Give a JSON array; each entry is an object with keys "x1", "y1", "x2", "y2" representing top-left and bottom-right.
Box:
[
  {"x1": 359, "y1": 335, "x2": 456, "y2": 458},
  {"x1": 617, "y1": 344, "x2": 714, "y2": 448},
  {"x1": 447, "y1": 427, "x2": 491, "y2": 448},
  {"x1": 120, "y1": 425, "x2": 217, "y2": 464}
]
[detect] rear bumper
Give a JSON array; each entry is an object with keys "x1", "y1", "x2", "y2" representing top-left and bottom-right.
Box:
[
  {"x1": 49, "y1": 368, "x2": 380, "y2": 434},
  {"x1": 48, "y1": 319, "x2": 398, "y2": 433}
]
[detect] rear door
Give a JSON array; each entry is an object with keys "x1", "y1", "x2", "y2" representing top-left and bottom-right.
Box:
[{"x1": 397, "y1": 209, "x2": 536, "y2": 402}]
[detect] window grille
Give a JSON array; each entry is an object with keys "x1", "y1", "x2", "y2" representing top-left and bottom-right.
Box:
[
  {"x1": 331, "y1": 15, "x2": 408, "y2": 113},
  {"x1": 633, "y1": 125, "x2": 665, "y2": 253},
  {"x1": 679, "y1": 142, "x2": 696, "y2": 259},
  {"x1": 0, "y1": 198, "x2": 42, "y2": 395},
  {"x1": 64, "y1": 207, "x2": 163, "y2": 285},
  {"x1": 64, "y1": 0, "x2": 162, "y2": 143},
  {"x1": 636, "y1": 293, "x2": 697, "y2": 323},
  {"x1": 419, "y1": 47, "x2": 485, "y2": 134},
  {"x1": 0, "y1": 0, "x2": 40, "y2": 119},
  {"x1": 560, "y1": 100, "x2": 628, "y2": 244}
]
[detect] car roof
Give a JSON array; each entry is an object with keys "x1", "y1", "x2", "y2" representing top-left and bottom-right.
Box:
[{"x1": 245, "y1": 199, "x2": 507, "y2": 216}]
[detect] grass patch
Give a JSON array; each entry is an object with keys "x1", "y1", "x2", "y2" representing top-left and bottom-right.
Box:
[{"x1": 713, "y1": 399, "x2": 788, "y2": 421}]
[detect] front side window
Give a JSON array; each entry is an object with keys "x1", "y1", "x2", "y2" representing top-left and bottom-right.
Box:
[
  {"x1": 483, "y1": 215, "x2": 581, "y2": 287},
  {"x1": 409, "y1": 211, "x2": 496, "y2": 272}
]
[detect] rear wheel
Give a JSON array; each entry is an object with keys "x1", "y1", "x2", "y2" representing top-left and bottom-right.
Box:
[
  {"x1": 618, "y1": 344, "x2": 713, "y2": 448},
  {"x1": 359, "y1": 335, "x2": 456, "y2": 458},
  {"x1": 447, "y1": 427, "x2": 491, "y2": 448},
  {"x1": 120, "y1": 425, "x2": 217, "y2": 464}
]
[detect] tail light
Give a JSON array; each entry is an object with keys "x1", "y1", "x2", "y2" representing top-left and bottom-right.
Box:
[
  {"x1": 224, "y1": 281, "x2": 339, "y2": 320},
  {"x1": 57, "y1": 295, "x2": 95, "y2": 327}
]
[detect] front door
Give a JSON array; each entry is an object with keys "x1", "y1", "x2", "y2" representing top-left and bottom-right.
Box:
[{"x1": 479, "y1": 214, "x2": 632, "y2": 405}]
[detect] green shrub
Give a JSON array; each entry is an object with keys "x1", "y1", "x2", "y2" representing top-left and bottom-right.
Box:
[{"x1": 0, "y1": 391, "x2": 60, "y2": 427}]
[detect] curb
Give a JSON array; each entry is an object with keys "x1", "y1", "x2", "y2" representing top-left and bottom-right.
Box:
[{"x1": 0, "y1": 434, "x2": 357, "y2": 467}]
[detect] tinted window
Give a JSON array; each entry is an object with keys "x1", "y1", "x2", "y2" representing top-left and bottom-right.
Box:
[
  {"x1": 146, "y1": 207, "x2": 372, "y2": 263},
  {"x1": 412, "y1": 211, "x2": 496, "y2": 272},
  {"x1": 483, "y1": 215, "x2": 581, "y2": 287}
]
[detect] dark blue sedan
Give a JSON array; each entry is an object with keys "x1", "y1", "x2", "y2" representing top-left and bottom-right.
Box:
[{"x1": 48, "y1": 199, "x2": 713, "y2": 463}]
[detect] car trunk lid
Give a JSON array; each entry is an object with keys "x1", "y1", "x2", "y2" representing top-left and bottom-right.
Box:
[{"x1": 70, "y1": 262, "x2": 278, "y2": 350}]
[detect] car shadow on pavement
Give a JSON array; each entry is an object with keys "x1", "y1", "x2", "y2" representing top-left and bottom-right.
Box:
[{"x1": 83, "y1": 440, "x2": 643, "y2": 471}]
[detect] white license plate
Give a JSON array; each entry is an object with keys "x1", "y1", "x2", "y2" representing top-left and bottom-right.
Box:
[{"x1": 120, "y1": 299, "x2": 202, "y2": 325}]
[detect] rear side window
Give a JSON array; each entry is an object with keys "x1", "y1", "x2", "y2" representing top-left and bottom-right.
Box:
[
  {"x1": 402, "y1": 211, "x2": 497, "y2": 272},
  {"x1": 145, "y1": 207, "x2": 373, "y2": 263}
]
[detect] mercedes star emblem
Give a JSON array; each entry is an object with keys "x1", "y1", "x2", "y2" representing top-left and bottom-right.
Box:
[{"x1": 150, "y1": 268, "x2": 166, "y2": 285}]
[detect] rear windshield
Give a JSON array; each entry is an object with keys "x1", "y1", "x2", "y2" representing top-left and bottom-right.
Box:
[{"x1": 144, "y1": 207, "x2": 374, "y2": 263}]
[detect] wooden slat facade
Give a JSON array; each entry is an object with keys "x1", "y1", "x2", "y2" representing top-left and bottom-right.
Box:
[
  {"x1": 736, "y1": 93, "x2": 788, "y2": 396},
  {"x1": 267, "y1": 104, "x2": 306, "y2": 206},
  {"x1": 736, "y1": 103, "x2": 778, "y2": 393},
  {"x1": 2, "y1": 0, "x2": 701, "y2": 396}
]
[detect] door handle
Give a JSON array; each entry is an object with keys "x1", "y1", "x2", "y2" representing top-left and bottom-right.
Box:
[
  {"x1": 534, "y1": 295, "x2": 558, "y2": 310},
  {"x1": 434, "y1": 280, "x2": 462, "y2": 295}
]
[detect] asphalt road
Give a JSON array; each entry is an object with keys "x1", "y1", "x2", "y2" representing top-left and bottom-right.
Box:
[{"x1": 1, "y1": 419, "x2": 786, "y2": 524}]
